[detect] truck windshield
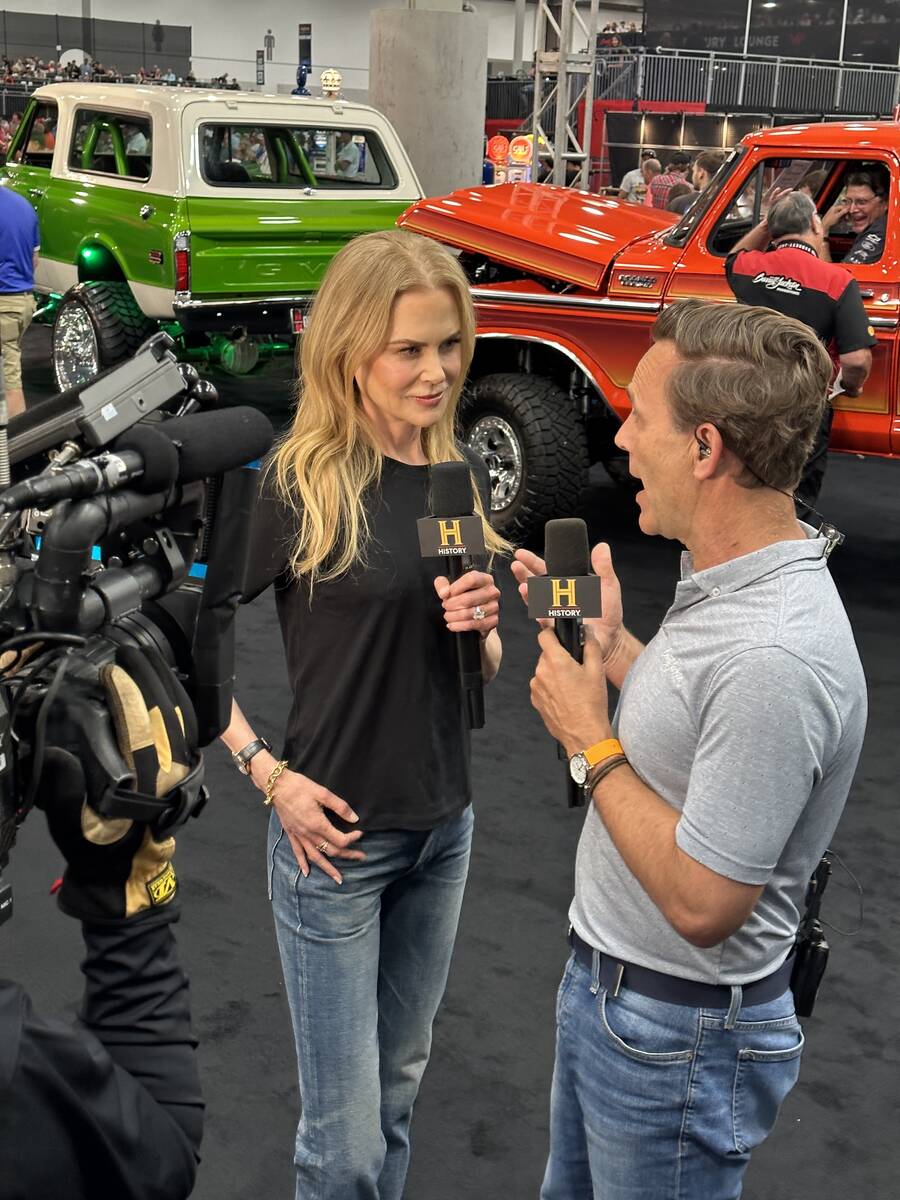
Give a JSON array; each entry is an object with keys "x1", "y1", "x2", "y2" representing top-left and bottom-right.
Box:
[{"x1": 663, "y1": 147, "x2": 746, "y2": 248}]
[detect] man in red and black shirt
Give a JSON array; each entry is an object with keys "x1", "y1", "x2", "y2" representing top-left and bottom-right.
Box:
[
  {"x1": 725, "y1": 190, "x2": 874, "y2": 517},
  {"x1": 648, "y1": 151, "x2": 691, "y2": 211}
]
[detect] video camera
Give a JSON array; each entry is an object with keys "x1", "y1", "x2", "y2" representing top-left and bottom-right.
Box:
[{"x1": 0, "y1": 333, "x2": 274, "y2": 925}]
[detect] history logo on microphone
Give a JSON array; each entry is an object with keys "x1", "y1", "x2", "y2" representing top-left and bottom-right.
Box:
[
  {"x1": 417, "y1": 515, "x2": 486, "y2": 559},
  {"x1": 528, "y1": 575, "x2": 602, "y2": 619}
]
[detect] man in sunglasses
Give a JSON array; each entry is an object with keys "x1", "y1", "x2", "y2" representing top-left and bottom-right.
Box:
[{"x1": 821, "y1": 167, "x2": 889, "y2": 264}]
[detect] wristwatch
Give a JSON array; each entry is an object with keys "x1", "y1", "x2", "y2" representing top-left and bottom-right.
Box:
[
  {"x1": 232, "y1": 737, "x2": 272, "y2": 776},
  {"x1": 569, "y1": 738, "x2": 624, "y2": 786}
]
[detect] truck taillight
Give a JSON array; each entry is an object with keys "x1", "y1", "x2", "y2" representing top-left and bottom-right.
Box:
[{"x1": 174, "y1": 232, "x2": 190, "y2": 293}]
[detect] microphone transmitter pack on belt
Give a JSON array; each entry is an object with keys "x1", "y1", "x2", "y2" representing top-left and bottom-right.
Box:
[
  {"x1": 420, "y1": 461, "x2": 487, "y2": 730},
  {"x1": 535, "y1": 519, "x2": 602, "y2": 807}
]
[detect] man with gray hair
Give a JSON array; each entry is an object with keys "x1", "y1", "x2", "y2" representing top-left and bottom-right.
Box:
[
  {"x1": 513, "y1": 300, "x2": 867, "y2": 1200},
  {"x1": 724, "y1": 189, "x2": 874, "y2": 516}
]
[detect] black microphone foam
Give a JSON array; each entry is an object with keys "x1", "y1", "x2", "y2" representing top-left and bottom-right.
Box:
[
  {"x1": 544, "y1": 518, "x2": 590, "y2": 578},
  {"x1": 427, "y1": 459, "x2": 483, "y2": 730},
  {"x1": 113, "y1": 424, "x2": 180, "y2": 493},
  {"x1": 544, "y1": 517, "x2": 591, "y2": 809},
  {"x1": 161, "y1": 407, "x2": 274, "y2": 482},
  {"x1": 430, "y1": 460, "x2": 475, "y2": 516}
]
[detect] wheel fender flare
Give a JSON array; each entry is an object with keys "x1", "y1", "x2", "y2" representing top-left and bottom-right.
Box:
[
  {"x1": 73, "y1": 237, "x2": 130, "y2": 290},
  {"x1": 473, "y1": 331, "x2": 629, "y2": 423}
]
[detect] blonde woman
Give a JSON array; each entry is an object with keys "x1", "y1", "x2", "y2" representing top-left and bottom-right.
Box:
[{"x1": 222, "y1": 229, "x2": 508, "y2": 1199}]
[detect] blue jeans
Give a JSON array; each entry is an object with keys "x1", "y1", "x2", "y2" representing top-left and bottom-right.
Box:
[
  {"x1": 267, "y1": 804, "x2": 474, "y2": 1200},
  {"x1": 541, "y1": 951, "x2": 805, "y2": 1200}
]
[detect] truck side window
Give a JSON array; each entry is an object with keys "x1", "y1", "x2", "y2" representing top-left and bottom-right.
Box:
[
  {"x1": 198, "y1": 123, "x2": 398, "y2": 191},
  {"x1": 9, "y1": 101, "x2": 58, "y2": 169},
  {"x1": 291, "y1": 128, "x2": 397, "y2": 189},
  {"x1": 68, "y1": 109, "x2": 153, "y2": 179},
  {"x1": 822, "y1": 162, "x2": 889, "y2": 266},
  {"x1": 708, "y1": 158, "x2": 837, "y2": 257}
]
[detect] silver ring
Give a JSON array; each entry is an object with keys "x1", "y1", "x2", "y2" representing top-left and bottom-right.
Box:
[
  {"x1": 315, "y1": 840, "x2": 329, "y2": 854},
  {"x1": 473, "y1": 605, "x2": 486, "y2": 621}
]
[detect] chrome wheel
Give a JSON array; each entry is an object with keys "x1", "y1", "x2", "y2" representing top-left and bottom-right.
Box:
[
  {"x1": 53, "y1": 304, "x2": 100, "y2": 390},
  {"x1": 467, "y1": 415, "x2": 524, "y2": 513}
]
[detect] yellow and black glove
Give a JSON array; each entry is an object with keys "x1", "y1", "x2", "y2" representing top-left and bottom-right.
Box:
[{"x1": 41, "y1": 645, "x2": 197, "y2": 925}]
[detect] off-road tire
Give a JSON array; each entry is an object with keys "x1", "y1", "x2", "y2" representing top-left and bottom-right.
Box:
[
  {"x1": 460, "y1": 372, "x2": 588, "y2": 543},
  {"x1": 52, "y1": 281, "x2": 155, "y2": 392}
]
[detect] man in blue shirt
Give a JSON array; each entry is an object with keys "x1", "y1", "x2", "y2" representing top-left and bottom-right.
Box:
[{"x1": 0, "y1": 184, "x2": 40, "y2": 418}]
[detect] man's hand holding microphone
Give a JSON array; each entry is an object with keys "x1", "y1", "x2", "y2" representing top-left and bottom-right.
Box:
[{"x1": 510, "y1": 528, "x2": 643, "y2": 791}]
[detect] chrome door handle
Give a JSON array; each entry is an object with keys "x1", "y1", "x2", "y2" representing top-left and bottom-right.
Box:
[
  {"x1": 140, "y1": 204, "x2": 156, "y2": 220},
  {"x1": 28, "y1": 187, "x2": 44, "y2": 198},
  {"x1": 859, "y1": 289, "x2": 874, "y2": 299}
]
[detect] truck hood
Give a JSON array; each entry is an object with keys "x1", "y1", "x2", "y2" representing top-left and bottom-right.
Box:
[{"x1": 399, "y1": 183, "x2": 675, "y2": 290}]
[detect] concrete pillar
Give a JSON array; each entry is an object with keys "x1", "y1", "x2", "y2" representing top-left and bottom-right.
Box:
[
  {"x1": 513, "y1": 0, "x2": 528, "y2": 74},
  {"x1": 369, "y1": 9, "x2": 489, "y2": 198}
]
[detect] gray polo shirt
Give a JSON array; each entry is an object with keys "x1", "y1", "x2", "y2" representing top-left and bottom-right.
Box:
[{"x1": 570, "y1": 531, "x2": 867, "y2": 985}]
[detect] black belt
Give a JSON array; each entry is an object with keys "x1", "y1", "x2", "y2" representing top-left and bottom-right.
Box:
[
  {"x1": 0, "y1": 291, "x2": 32, "y2": 297},
  {"x1": 568, "y1": 927, "x2": 793, "y2": 1009}
]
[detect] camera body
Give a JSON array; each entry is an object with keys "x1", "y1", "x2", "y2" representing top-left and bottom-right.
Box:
[{"x1": 0, "y1": 333, "x2": 272, "y2": 920}]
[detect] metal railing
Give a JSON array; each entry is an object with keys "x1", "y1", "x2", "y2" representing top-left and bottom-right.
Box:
[
  {"x1": 0, "y1": 84, "x2": 33, "y2": 119},
  {"x1": 596, "y1": 47, "x2": 900, "y2": 115},
  {"x1": 486, "y1": 78, "x2": 534, "y2": 122}
]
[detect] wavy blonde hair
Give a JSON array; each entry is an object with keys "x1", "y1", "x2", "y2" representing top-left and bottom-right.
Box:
[{"x1": 273, "y1": 228, "x2": 510, "y2": 587}]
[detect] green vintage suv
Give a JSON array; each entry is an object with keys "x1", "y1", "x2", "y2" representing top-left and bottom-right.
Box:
[{"x1": 1, "y1": 83, "x2": 422, "y2": 390}]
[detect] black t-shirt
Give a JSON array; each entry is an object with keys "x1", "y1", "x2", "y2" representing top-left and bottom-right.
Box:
[
  {"x1": 725, "y1": 240, "x2": 876, "y2": 354},
  {"x1": 243, "y1": 446, "x2": 492, "y2": 832}
]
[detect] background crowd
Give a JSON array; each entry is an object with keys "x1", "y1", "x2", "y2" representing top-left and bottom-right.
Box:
[
  {"x1": 618, "y1": 147, "x2": 727, "y2": 213},
  {"x1": 0, "y1": 54, "x2": 238, "y2": 93}
]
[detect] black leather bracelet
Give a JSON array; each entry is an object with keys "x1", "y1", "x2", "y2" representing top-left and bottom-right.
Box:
[{"x1": 584, "y1": 754, "x2": 629, "y2": 795}]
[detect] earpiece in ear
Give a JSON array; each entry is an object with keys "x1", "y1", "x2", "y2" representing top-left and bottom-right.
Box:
[{"x1": 698, "y1": 444, "x2": 711, "y2": 459}]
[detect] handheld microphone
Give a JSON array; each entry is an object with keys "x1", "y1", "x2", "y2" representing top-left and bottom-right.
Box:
[
  {"x1": 537, "y1": 518, "x2": 602, "y2": 807},
  {"x1": 426, "y1": 461, "x2": 486, "y2": 730}
]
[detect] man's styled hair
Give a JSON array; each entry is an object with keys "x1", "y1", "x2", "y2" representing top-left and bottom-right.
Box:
[
  {"x1": 767, "y1": 191, "x2": 817, "y2": 240},
  {"x1": 669, "y1": 151, "x2": 692, "y2": 171},
  {"x1": 652, "y1": 300, "x2": 833, "y2": 492},
  {"x1": 845, "y1": 167, "x2": 888, "y2": 197}
]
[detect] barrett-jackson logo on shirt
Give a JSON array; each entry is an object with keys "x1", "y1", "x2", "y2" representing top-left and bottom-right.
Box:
[{"x1": 751, "y1": 271, "x2": 802, "y2": 296}]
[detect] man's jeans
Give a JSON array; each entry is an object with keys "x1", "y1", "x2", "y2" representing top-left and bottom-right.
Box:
[
  {"x1": 268, "y1": 804, "x2": 473, "y2": 1200},
  {"x1": 541, "y1": 951, "x2": 804, "y2": 1200}
]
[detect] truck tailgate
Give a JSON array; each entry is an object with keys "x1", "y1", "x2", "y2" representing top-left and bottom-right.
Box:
[{"x1": 184, "y1": 197, "x2": 411, "y2": 296}]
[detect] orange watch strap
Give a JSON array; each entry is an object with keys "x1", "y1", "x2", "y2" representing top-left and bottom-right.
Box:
[{"x1": 584, "y1": 738, "x2": 624, "y2": 767}]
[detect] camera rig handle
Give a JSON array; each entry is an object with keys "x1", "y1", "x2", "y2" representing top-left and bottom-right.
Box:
[{"x1": 51, "y1": 683, "x2": 207, "y2": 837}]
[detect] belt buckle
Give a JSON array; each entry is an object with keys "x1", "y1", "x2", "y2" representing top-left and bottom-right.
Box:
[{"x1": 611, "y1": 961, "x2": 625, "y2": 998}]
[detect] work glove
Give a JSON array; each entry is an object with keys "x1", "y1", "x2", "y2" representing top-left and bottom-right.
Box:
[{"x1": 40, "y1": 644, "x2": 198, "y2": 925}]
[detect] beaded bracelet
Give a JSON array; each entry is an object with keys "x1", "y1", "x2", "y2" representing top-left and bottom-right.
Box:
[{"x1": 264, "y1": 759, "x2": 288, "y2": 807}]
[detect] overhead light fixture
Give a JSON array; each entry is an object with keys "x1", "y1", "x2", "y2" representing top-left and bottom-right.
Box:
[{"x1": 762, "y1": 2, "x2": 777, "y2": 7}]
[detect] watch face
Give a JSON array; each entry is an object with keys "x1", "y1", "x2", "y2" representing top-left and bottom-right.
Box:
[{"x1": 569, "y1": 753, "x2": 588, "y2": 785}]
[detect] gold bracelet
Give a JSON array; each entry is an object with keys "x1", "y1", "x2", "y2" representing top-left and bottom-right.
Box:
[
  {"x1": 585, "y1": 754, "x2": 628, "y2": 795},
  {"x1": 264, "y1": 759, "x2": 288, "y2": 807}
]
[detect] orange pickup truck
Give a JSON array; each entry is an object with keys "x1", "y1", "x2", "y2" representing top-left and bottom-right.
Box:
[{"x1": 399, "y1": 122, "x2": 900, "y2": 538}]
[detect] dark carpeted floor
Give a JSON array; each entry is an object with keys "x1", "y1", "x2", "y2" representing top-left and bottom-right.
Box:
[{"x1": 5, "y1": 327, "x2": 899, "y2": 1198}]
